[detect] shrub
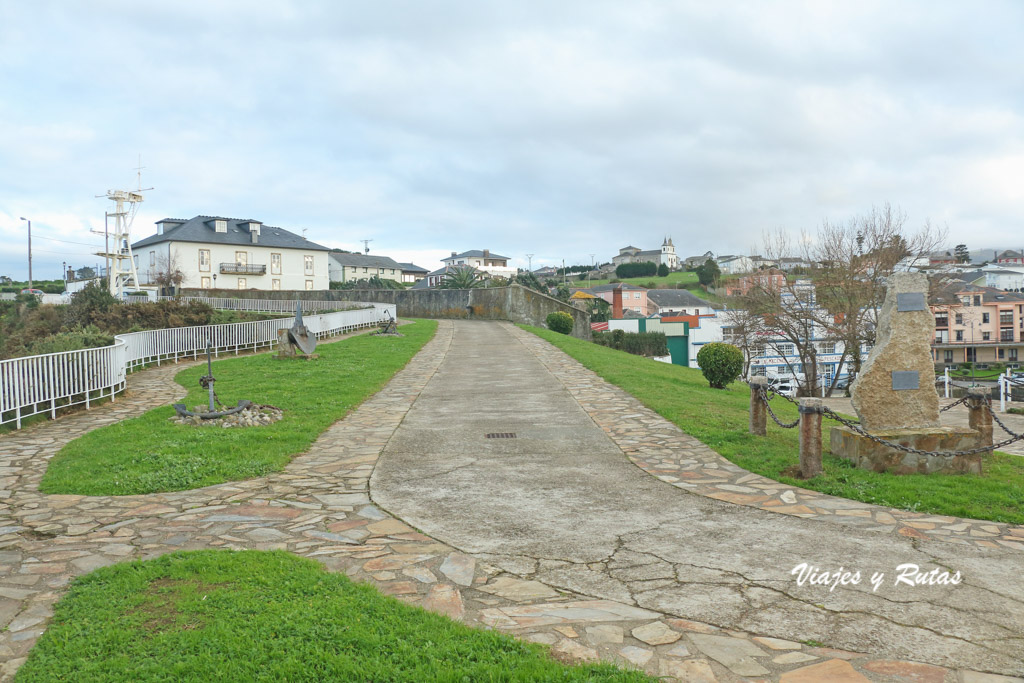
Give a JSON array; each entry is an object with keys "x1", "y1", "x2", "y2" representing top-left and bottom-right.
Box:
[
  {"x1": 615, "y1": 262, "x2": 657, "y2": 278},
  {"x1": 593, "y1": 330, "x2": 667, "y2": 357},
  {"x1": 696, "y1": 342, "x2": 744, "y2": 389},
  {"x1": 657, "y1": 263, "x2": 669, "y2": 277},
  {"x1": 545, "y1": 311, "x2": 574, "y2": 334}
]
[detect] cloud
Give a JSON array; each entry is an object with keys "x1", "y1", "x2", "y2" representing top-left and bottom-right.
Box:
[{"x1": 1, "y1": 0, "x2": 1022, "y2": 280}]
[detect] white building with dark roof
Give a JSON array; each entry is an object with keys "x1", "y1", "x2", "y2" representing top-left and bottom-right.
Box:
[
  {"x1": 611, "y1": 238, "x2": 679, "y2": 270},
  {"x1": 441, "y1": 249, "x2": 515, "y2": 279},
  {"x1": 328, "y1": 252, "x2": 406, "y2": 283},
  {"x1": 132, "y1": 216, "x2": 330, "y2": 291}
]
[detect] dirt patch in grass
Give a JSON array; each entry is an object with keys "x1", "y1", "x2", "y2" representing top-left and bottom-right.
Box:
[{"x1": 131, "y1": 577, "x2": 233, "y2": 635}]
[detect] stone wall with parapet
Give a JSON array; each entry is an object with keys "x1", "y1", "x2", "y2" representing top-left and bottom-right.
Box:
[{"x1": 184, "y1": 284, "x2": 591, "y2": 340}]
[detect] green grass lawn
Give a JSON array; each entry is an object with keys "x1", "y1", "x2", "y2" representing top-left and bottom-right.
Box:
[
  {"x1": 15, "y1": 550, "x2": 649, "y2": 682},
  {"x1": 525, "y1": 326, "x2": 1024, "y2": 525},
  {"x1": 40, "y1": 320, "x2": 438, "y2": 496},
  {"x1": 577, "y1": 271, "x2": 699, "y2": 288}
]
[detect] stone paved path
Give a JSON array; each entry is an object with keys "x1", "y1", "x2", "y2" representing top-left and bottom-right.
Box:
[{"x1": 1, "y1": 320, "x2": 1022, "y2": 682}]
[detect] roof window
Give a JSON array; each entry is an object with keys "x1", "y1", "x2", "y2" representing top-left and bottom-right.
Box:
[{"x1": 215, "y1": 220, "x2": 227, "y2": 233}]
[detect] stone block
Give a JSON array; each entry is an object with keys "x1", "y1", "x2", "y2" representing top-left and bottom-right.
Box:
[{"x1": 830, "y1": 426, "x2": 983, "y2": 474}]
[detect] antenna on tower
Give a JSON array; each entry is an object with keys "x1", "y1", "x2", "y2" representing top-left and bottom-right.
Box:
[
  {"x1": 361, "y1": 239, "x2": 373, "y2": 255},
  {"x1": 94, "y1": 157, "x2": 153, "y2": 298},
  {"x1": 526, "y1": 254, "x2": 534, "y2": 272}
]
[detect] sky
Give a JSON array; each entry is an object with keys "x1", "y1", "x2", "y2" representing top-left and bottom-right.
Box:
[{"x1": 1, "y1": 1, "x2": 1022, "y2": 281}]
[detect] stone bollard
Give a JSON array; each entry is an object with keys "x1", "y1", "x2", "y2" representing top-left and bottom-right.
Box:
[
  {"x1": 798, "y1": 397, "x2": 824, "y2": 478},
  {"x1": 749, "y1": 377, "x2": 768, "y2": 436},
  {"x1": 966, "y1": 388, "x2": 993, "y2": 451}
]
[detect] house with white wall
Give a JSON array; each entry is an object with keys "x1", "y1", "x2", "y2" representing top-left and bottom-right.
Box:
[
  {"x1": 132, "y1": 216, "x2": 330, "y2": 291},
  {"x1": 328, "y1": 253, "x2": 405, "y2": 283},
  {"x1": 441, "y1": 250, "x2": 516, "y2": 279},
  {"x1": 716, "y1": 255, "x2": 754, "y2": 275},
  {"x1": 647, "y1": 289, "x2": 715, "y2": 316}
]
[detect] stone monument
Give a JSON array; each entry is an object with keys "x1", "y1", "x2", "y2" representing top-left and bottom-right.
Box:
[{"x1": 830, "y1": 272, "x2": 983, "y2": 474}]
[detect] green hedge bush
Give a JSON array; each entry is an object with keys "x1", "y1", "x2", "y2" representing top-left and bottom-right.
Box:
[
  {"x1": 545, "y1": 311, "x2": 574, "y2": 334},
  {"x1": 615, "y1": 262, "x2": 657, "y2": 278},
  {"x1": 593, "y1": 330, "x2": 668, "y2": 357},
  {"x1": 696, "y1": 342, "x2": 743, "y2": 389}
]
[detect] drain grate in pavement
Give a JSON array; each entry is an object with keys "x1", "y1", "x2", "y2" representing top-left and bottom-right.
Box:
[{"x1": 485, "y1": 433, "x2": 517, "y2": 439}]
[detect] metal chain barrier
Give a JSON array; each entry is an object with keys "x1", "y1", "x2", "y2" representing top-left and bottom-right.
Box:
[
  {"x1": 939, "y1": 395, "x2": 971, "y2": 412},
  {"x1": 822, "y1": 400, "x2": 1024, "y2": 457},
  {"x1": 989, "y1": 399, "x2": 1024, "y2": 438},
  {"x1": 759, "y1": 387, "x2": 799, "y2": 428}
]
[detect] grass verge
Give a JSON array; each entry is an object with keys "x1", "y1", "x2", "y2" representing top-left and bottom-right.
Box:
[
  {"x1": 525, "y1": 326, "x2": 1024, "y2": 525},
  {"x1": 15, "y1": 550, "x2": 649, "y2": 682},
  {"x1": 40, "y1": 320, "x2": 437, "y2": 496}
]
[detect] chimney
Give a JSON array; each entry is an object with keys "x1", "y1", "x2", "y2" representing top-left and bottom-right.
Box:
[
  {"x1": 483, "y1": 249, "x2": 490, "y2": 258},
  {"x1": 252, "y1": 230, "x2": 258, "y2": 244},
  {"x1": 612, "y1": 285, "x2": 623, "y2": 319},
  {"x1": 451, "y1": 251, "x2": 457, "y2": 257}
]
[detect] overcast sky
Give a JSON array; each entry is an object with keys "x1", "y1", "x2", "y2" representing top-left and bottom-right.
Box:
[{"x1": 1, "y1": 1, "x2": 1022, "y2": 280}]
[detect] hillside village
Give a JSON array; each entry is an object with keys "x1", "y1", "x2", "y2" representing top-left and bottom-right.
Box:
[{"x1": 17, "y1": 219, "x2": 1011, "y2": 398}]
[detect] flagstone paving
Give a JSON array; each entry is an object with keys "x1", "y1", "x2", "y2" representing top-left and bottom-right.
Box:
[{"x1": 0, "y1": 320, "x2": 1021, "y2": 682}]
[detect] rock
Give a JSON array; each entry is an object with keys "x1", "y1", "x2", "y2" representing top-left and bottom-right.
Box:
[
  {"x1": 630, "y1": 621, "x2": 680, "y2": 646},
  {"x1": 780, "y1": 658, "x2": 870, "y2": 682},
  {"x1": 688, "y1": 633, "x2": 769, "y2": 677},
  {"x1": 658, "y1": 658, "x2": 718, "y2": 682},
  {"x1": 585, "y1": 625, "x2": 624, "y2": 644},
  {"x1": 851, "y1": 273, "x2": 940, "y2": 431}
]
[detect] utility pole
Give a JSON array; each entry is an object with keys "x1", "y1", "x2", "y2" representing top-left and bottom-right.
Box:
[
  {"x1": 361, "y1": 239, "x2": 373, "y2": 254},
  {"x1": 588, "y1": 253, "x2": 595, "y2": 285},
  {"x1": 526, "y1": 254, "x2": 534, "y2": 272},
  {"x1": 562, "y1": 259, "x2": 566, "y2": 287},
  {"x1": 19, "y1": 217, "x2": 32, "y2": 290}
]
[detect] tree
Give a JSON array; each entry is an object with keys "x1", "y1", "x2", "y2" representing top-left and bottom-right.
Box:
[
  {"x1": 695, "y1": 259, "x2": 720, "y2": 287},
  {"x1": 696, "y1": 343, "x2": 744, "y2": 389},
  {"x1": 657, "y1": 263, "x2": 669, "y2": 277},
  {"x1": 733, "y1": 204, "x2": 946, "y2": 397},
  {"x1": 440, "y1": 266, "x2": 484, "y2": 289},
  {"x1": 954, "y1": 244, "x2": 970, "y2": 263},
  {"x1": 152, "y1": 252, "x2": 185, "y2": 290},
  {"x1": 616, "y1": 262, "x2": 657, "y2": 278},
  {"x1": 75, "y1": 266, "x2": 96, "y2": 280},
  {"x1": 588, "y1": 298, "x2": 611, "y2": 322},
  {"x1": 0, "y1": 275, "x2": 11, "y2": 285},
  {"x1": 514, "y1": 271, "x2": 546, "y2": 293}
]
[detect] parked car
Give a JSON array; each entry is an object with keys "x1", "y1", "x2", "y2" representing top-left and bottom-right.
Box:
[
  {"x1": 773, "y1": 382, "x2": 797, "y2": 398},
  {"x1": 19, "y1": 288, "x2": 43, "y2": 297}
]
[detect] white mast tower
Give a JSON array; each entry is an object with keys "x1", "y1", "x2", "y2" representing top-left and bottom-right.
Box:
[{"x1": 95, "y1": 161, "x2": 152, "y2": 297}]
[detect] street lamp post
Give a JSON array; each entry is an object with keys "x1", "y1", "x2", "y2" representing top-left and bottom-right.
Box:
[
  {"x1": 62, "y1": 261, "x2": 67, "y2": 291},
  {"x1": 18, "y1": 217, "x2": 32, "y2": 290}
]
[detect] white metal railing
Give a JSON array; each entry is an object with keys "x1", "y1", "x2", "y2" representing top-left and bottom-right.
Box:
[
  {"x1": 0, "y1": 304, "x2": 394, "y2": 429},
  {"x1": 155, "y1": 296, "x2": 388, "y2": 315}
]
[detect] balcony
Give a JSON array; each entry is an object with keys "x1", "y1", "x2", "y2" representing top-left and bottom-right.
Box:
[{"x1": 220, "y1": 262, "x2": 266, "y2": 275}]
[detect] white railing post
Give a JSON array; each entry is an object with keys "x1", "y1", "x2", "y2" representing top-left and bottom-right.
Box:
[
  {"x1": 999, "y1": 376, "x2": 1006, "y2": 413},
  {"x1": 944, "y1": 367, "x2": 950, "y2": 399}
]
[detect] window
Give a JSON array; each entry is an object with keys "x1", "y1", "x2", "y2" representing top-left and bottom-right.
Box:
[
  {"x1": 215, "y1": 220, "x2": 227, "y2": 233},
  {"x1": 199, "y1": 249, "x2": 211, "y2": 272},
  {"x1": 1011, "y1": 349, "x2": 1019, "y2": 362},
  {"x1": 974, "y1": 296, "x2": 981, "y2": 306},
  {"x1": 935, "y1": 314, "x2": 948, "y2": 327},
  {"x1": 982, "y1": 332, "x2": 990, "y2": 341},
  {"x1": 956, "y1": 330, "x2": 963, "y2": 342},
  {"x1": 982, "y1": 313, "x2": 990, "y2": 323},
  {"x1": 1001, "y1": 311, "x2": 1013, "y2": 325},
  {"x1": 237, "y1": 278, "x2": 247, "y2": 289},
  {"x1": 1001, "y1": 329, "x2": 1014, "y2": 342},
  {"x1": 305, "y1": 280, "x2": 314, "y2": 290},
  {"x1": 149, "y1": 251, "x2": 155, "y2": 266},
  {"x1": 777, "y1": 343, "x2": 794, "y2": 356},
  {"x1": 751, "y1": 344, "x2": 765, "y2": 358},
  {"x1": 235, "y1": 251, "x2": 248, "y2": 267},
  {"x1": 999, "y1": 348, "x2": 1005, "y2": 359},
  {"x1": 201, "y1": 276, "x2": 211, "y2": 289},
  {"x1": 751, "y1": 366, "x2": 766, "y2": 376},
  {"x1": 271, "y1": 253, "x2": 282, "y2": 275},
  {"x1": 272, "y1": 279, "x2": 280, "y2": 291},
  {"x1": 955, "y1": 313, "x2": 963, "y2": 325},
  {"x1": 363, "y1": 267, "x2": 368, "y2": 274},
  {"x1": 967, "y1": 348, "x2": 977, "y2": 362},
  {"x1": 944, "y1": 350, "x2": 954, "y2": 363},
  {"x1": 634, "y1": 292, "x2": 641, "y2": 299},
  {"x1": 819, "y1": 341, "x2": 836, "y2": 354},
  {"x1": 304, "y1": 256, "x2": 314, "y2": 276}
]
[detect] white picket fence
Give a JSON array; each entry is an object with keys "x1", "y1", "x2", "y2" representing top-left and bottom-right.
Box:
[{"x1": 0, "y1": 304, "x2": 394, "y2": 429}]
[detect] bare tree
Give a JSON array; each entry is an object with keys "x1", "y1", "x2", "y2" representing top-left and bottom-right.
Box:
[
  {"x1": 152, "y1": 251, "x2": 185, "y2": 290},
  {"x1": 730, "y1": 204, "x2": 947, "y2": 396}
]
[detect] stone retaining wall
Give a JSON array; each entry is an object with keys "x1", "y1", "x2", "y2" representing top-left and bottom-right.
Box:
[{"x1": 183, "y1": 284, "x2": 591, "y2": 339}]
